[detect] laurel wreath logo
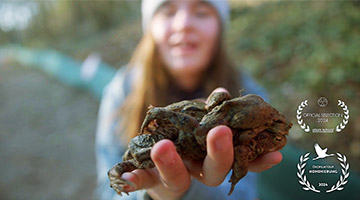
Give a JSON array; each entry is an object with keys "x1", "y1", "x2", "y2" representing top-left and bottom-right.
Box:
[
  {"x1": 297, "y1": 152, "x2": 350, "y2": 193},
  {"x1": 336, "y1": 100, "x2": 349, "y2": 132},
  {"x1": 296, "y1": 100, "x2": 310, "y2": 132},
  {"x1": 297, "y1": 152, "x2": 320, "y2": 193},
  {"x1": 296, "y1": 99, "x2": 350, "y2": 133},
  {"x1": 326, "y1": 153, "x2": 350, "y2": 193}
]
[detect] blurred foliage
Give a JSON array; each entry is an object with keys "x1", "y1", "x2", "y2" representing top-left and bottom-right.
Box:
[
  {"x1": 1, "y1": 0, "x2": 359, "y2": 170},
  {"x1": 1, "y1": 0, "x2": 142, "y2": 67},
  {"x1": 227, "y1": 1, "x2": 360, "y2": 170},
  {"x1": 228, "y1": 1, "x2": 360, "y2": 98},
  {"x1": 26, "y1": 0, "x2": 140, "y2": 43}
]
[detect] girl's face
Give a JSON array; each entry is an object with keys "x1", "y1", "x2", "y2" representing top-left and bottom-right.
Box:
[{"x1": 150, "y1": 0, "x2": 220, "y2": 78}]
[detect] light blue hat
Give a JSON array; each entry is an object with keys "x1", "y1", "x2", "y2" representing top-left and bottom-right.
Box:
[{"x1": 141, "y1": 0, "x2": 229, "y2": 31}]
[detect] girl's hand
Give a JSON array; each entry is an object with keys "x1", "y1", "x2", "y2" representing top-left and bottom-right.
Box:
[
  {"x1": 120, "y1": 125, "x2": 282, "y2": 200},
  {"x1": 120, "y1": 88, "x2": 283, "y2": 199}
]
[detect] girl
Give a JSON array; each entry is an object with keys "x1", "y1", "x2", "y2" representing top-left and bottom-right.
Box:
[{"x1": 96, "y1": 0, "x2": 282, "y2": 199}]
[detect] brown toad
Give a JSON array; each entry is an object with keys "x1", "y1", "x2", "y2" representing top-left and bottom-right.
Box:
[{"x1": 108, "y1": 92, "x2": 292, "y2": 196}]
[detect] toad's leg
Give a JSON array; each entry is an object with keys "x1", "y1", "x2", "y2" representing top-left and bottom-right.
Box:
[
  {"x1": 109, "y1": 134, "x2": 163, "y2": 195},
  {"x1": 228, "y1": 145, "x2": 254, "y2": 195},
  {"x1": 195, "y1": 101, "x2": 235, "y2": 150},
  {"x1": 108, "y1": 161, "x2": 137, "y2": 196},
  {"x1": 205, "y1": 91, "x2": 231, "y2": 110}
]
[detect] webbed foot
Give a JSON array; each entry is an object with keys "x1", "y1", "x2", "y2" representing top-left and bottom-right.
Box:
[
  {"x1": 108, "y1": 162, "x2": 137, "y2": 195},
  {"x1": 228, "y1": 145, "x2": 251, "y2": 195}
]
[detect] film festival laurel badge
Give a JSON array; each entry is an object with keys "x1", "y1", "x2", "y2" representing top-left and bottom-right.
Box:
[
  {"x1": 296, "y1": 97, "x2": 349, "y2": 133},
  {"x1": 295, "y1": 97, "x2": 350, "y2": 193},
  {"x1": 296, "y1": 143, "x2": 350, "y2": 193}
]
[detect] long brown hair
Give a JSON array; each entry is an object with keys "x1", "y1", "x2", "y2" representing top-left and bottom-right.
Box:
[{"x1": 118, "y1": 31, "x2": 242, "y2": 143}]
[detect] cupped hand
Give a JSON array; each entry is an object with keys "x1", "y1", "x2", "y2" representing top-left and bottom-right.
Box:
[
  {"x1": 119, "y1": 125, "x2": 282, "y2": 200},
  {"x1": 120, "y1": 88, "x2": 283, "y2": 199},
  {"x1": 119, "y1": 125, "x2": 234, "y2": 200}
]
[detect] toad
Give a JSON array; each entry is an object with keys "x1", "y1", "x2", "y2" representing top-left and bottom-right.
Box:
[{"x1": 108, "y1": 92, "x2": 292, "y2": 195}]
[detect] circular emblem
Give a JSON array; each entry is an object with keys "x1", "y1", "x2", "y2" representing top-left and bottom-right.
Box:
[{"x1": 317, "y1": 97, "x2": 328, "y2": 107}]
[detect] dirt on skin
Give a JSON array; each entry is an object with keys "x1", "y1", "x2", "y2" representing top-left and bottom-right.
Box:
[{"x1": 0, "y1": 64, "x2": 99, "y2": 200}]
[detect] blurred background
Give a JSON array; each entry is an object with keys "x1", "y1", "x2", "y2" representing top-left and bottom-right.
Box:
[{"x1": 0, "y1": 0, "x2": 359, "y2": 199}]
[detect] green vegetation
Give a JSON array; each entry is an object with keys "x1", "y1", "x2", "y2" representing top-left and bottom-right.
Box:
[{"x1": 227, "y1": 1, "x2": 360, "y2": 170}]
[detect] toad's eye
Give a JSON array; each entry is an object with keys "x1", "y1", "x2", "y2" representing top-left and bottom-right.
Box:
[{"x1": 274, "y1": 136, "x2": 283, "y2": 143}]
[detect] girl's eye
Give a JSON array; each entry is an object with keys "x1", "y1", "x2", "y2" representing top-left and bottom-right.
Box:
[
  {"x1": 195, "y1": 9, "x2": 210, "y2": 17},
  {"x1": 157, "y1": 4, "x2": 176, "y2": 17},
  {"x1": 194, "y1": 5, "x2": 213, "y2": 18}
]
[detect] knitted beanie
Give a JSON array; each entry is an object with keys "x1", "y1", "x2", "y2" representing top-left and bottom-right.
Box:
[{"x1": 141, "y1": 0, "x2": 229, "y2": 31}]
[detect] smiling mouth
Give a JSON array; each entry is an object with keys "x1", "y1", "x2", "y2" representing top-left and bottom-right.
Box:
[{"x1": 171, "y1": 42, "x2": 198, "y2": 55}]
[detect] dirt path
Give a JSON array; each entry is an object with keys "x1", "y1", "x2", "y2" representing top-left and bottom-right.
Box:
[{"x1": 0, "y1": 64, "x2": 99, "y2": 200}]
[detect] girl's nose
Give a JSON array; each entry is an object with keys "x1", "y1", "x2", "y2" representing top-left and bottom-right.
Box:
[{"x1": 172, "y1": 9, "x2": 193, "y2": 32}]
